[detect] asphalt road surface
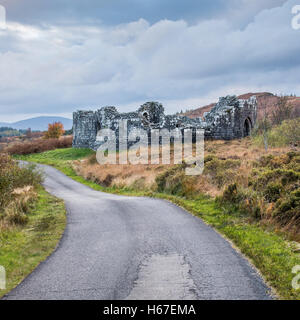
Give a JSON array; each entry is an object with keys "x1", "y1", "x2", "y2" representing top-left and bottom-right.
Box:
[{"x1": 4, "y1": 164, "x2": 272, "y2": 300}]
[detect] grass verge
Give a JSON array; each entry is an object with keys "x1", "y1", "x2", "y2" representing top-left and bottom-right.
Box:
[
  {"x1": 15, "y1": 148, "x2": 300, "y2": 300},
  {"x1": 0, "y1": 187, "x2": 66, "y2": 298}
]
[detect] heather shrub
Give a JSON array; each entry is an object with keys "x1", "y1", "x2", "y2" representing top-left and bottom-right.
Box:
[
  {"x1": 263, "y1": 182, "x2": 282, "y2": 202},
  {"x1": 155, "y1": 156, "x2": 242, "y2": 197},
  {"x1": 0, "y1": 154, "x2": 42, "y2": 226},
  {"x1": 101, "y1": 174, "x2": 113, "y2": 187},
  {"x1": 6, "y1": 136, "x2": 72, "y2": 155},
  {"x1": 203, "y1": 156, "x2": 241, "y2": 188},
  {"x1": 239, "y1": 192, "x2": 264, "y2": 220},
  {"x1": 251, "y1": 169, "x2": 299, "y2": 191},
  {"x1": 85, "y1": 171, "x2": 113, "y2": 187},
  {"x1": 221, "y1": 183, "x2": 243, "y2": 204},
  {"x1": 273, "y1": 190, "x2": 300, "y2": 228},
  {"x1": 220, "y1": 151, "x2": 300, "y2": 230},
  {"x1": 88, "y1": 153, "x2": 98, "y2": 165},
  {"x1": 155, "y1": 165, "x2": 182, "y2": 193},
  {"x1": 155, "y1": 164, "x2": 197, "y2": 198},
  {"x1": 130, "y1": 177, "x2": 147, "y2": 190}
]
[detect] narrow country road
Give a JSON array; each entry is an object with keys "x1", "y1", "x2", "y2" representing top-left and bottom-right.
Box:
[{"x1": 4, "y1": 164, "x2": 272, "y2": 300}]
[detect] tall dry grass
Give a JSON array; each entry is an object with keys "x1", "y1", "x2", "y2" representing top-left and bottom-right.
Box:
[
  {"x1": 0, "y1": 154, "x2": 42, "y2": 229},
  {"x1": 73, "y1": 153, "x2": 170, "y2": 190},
  {"x1": 73, "y1": 140, "x2": 299, "y2": 233},
  {"x1": 74, "y1": 139, "x2": 294, "y2": 195}
]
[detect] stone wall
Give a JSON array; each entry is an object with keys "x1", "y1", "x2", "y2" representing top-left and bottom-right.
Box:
[
  {"x1": 72, "y1": 96, "x2": 257, "y2": 150},
  {"x1": 203, "y1": 95, "x2": 257, "y2": 140}
]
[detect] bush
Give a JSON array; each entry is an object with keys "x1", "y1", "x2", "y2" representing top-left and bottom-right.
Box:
[
  {"x1": 219, "y1": 184, "x2": 263, "y2": 219},
  {"x1": 251, "y1": 152, "x2": 299, "y2": 229},
  {"x1": 6, "y1": 136, "x2": 72, "y2": 155},
  {"x1": 88, "y1": 153, "x2": 98, "y2": 165},
  {"x1": 251, "y1": 153, "x2": 300, "y2": 195},
  {"x1": 203, "y1": 157, "x2": 241, "y2": 188},
  {"x1": 219, "y1": 151, "x2": 300, "y2": 228},
  {"x1": 155, "y1": 164, "x2": 197, "y2": 198},
  {"x1": 264, "y1": 182, "x2": 282, "y2": 202},
  {"x1": 240, "y1": 194, "x2": 263, "y2": 220},
  {"x1": 221, "y1": 183, "x2": 243, "y2": 204},
  {"x1": 273, "y1": 190, "x2": 300, "y2": 227},
  {"x1": 0, "y1": 154, "x2": 42, "y2": 226},
  {"x1": 252, "y1": 169, "x2": 299, "y2": 191}
]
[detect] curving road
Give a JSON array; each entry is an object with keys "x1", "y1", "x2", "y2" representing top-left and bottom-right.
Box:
[{"x1": 4, "y1": 164, "x2": 272, "y2": 300}]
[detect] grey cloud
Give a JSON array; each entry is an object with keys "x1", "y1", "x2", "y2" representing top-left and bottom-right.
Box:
[
  {"x1": 0, "y1": 0, "x2": 299, "y2": 120},
  {"x1": 2, "y1": 0, "x2": 227, "y2": 25},
  {"x1": 2, "y1": 0, "x2": 288, "y2": 27}
]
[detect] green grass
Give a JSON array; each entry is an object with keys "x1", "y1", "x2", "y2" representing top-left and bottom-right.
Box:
[
  {"x1": 15, "y1": 147, "x2": 94, "y2": 162},
  {"x1": 0, "y1": 187, "x2": 66, "y2": 298},
  {"x1": 14, "y1": 148, "x2": 147, "y2": 196},
  {"x1": 15, "y1": 148, "x2": 300, "y2": 300}
]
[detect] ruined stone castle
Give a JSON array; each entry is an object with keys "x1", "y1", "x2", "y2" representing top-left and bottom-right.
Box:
[{"x1": 72, "y1": 95, "x2": 257, "y2": 150}]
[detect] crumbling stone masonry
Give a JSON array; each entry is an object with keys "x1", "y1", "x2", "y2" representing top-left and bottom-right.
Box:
[{"x1": 72, "y1": 95, "x2": 257, "y2": 150}]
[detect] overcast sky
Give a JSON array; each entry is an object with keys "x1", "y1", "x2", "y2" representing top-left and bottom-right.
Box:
[{"x1": 0, "y1": 0, "x2": 299, "y2": 121}]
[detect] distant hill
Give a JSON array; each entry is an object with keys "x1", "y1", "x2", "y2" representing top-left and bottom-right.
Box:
[
  {"x1": 184, "y1": 92, "x2": 300, "y2": 121},
  {"x1": 0, "y1": 116, "x2": 73, "y2": 131}
]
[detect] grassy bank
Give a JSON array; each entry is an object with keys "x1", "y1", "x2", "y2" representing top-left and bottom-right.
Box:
[
  {"x1": 0, "y1": 187, "x2": 66, "y2": 298},
  {"x1": 15, "y1": 148, "x2": 300, "y2": 300}
]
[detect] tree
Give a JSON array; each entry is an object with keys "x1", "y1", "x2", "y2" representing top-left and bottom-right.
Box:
[
  {"x1": 64, "y1": 128, "x2": 73, "y2": 136},
  {"x1": 259, "y1": 95, "x2": 271, "y2": 152},
  {"x1": 272, "y1": 96, "x2": 294, "y2": 125},
  {"x1": 44, "y1": 122, "x2": 65, "y2": 139},
  {"x1": 25, "y1": 128, "x2": 32, "y2": 139},
  {"x1": 280, "y1": 118, "x2": 300, "y2": 147}
]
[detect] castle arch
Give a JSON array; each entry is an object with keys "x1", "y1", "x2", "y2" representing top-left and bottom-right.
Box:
[{"x1": 243, "y1": 117, "x2": 252, "y2": 137}]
